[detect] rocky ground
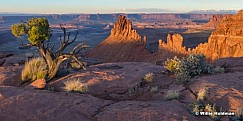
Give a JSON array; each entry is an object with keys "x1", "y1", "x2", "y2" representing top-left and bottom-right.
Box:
[{"x1": 0, "y1": 53, "x2": 243, "y2": 121}]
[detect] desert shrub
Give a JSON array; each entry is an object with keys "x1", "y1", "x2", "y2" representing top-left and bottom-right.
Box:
[
  {"x1": 144, "y1": 72, "x2": 154, "y2": 83},
  {"x1": 197, "y1": 88, "x2": 207, "y2": 101},
  {"x1": 189, "y1": 102, "x2": 220, "y2": 120},
  {"x1": 204, "y1": 104, "x2": 220, "y2": 120},
  {"x1": 189, "y1": 101, "x2": 203, "y2": 113},
  {"x1": 175, "y1": 72, "x2": 191, "y2": 84},
  {"x1": 63, "y1": 78, "x2": 88, "y2": 93},
  {"x1": 21, "y1": 57, "x2": 47, "y2": 82},
  {"x1": 164, "y1": 54, "x2": 212, "y2": 84},
  {"x1": 164, "y1": 56, "x2": 180, "y2": 72},
  {"x1": 177, "y1": 54, "x2": 212, "y2": 77},
  {"x1": 212, "y1": 66, "x2": 225, "y2": 73},
  {"x1": 150, "y1": 86, "x2": 159, "y2": 93},
  {"x1": 128, "y1": 86, "x2": 138, "y2": 94},
  {"x1": 164, "y1": 89, "x2": 179, "y2": 100}
]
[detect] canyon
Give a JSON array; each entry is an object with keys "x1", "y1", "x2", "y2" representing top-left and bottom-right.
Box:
[
  {"x1": 0, "y1": 11, "x2": 243, "y2": 121},
  {"x1": 89, "y1": 11, "x2": 243, "y2": 62}
]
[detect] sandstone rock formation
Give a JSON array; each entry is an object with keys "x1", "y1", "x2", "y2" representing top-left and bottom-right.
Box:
[
  {"x1": 203, "y1": 14, "x2": 228, "y2": 29},
  {"x1": 192, "y1": 10, "x2": 243, "y2": 60},
  {"x1": 89, "y1": 15, "x2": 151, "y2": 62},
  {"x1": 0, "y1": 66, "x2": 22, "y2": 86},
  {"x1": 109, "y1": 15, "x2": 141, "y2": 40},
  {"x1": 50, "y1": 62, "x2": 166, "y2": 100},
  {"x1": 95, "y1": 101, "x2": 200, "y2": 121},
  {"x1": 189, "y1": 72, "x2": 243, "y2": 112},
  {"x1": 157, "y1": 33, "x2": 187, "y2": 57},
  {"x1": 25, "y1": 79, "x2": 46, "y2": 89},
  {"x1": 0, "y1": 86, "x2": 112, "y2": 121},
  {"x1": 213, "y1": 57, "x2": 243, "y2": 72},
  {"x1": 1, "y1": 60, "x2": 243, "y2": 121}
]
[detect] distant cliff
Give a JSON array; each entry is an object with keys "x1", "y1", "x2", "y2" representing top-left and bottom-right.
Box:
[
  {"x1": 0, "y1": 13, "x2": 222, "y2": 25},
  {"x1": 0, "y1": 17, "x2": 4, "y2": 23},
  {"x1": 203, "y1": 14, "x2": 230, "y2": 29},
  {"x1": 89, "y1": 11, "x2": 243, "y2": 62},
  {"x1": 140, "y1": 14, "x2": 214, "y2": 20}
]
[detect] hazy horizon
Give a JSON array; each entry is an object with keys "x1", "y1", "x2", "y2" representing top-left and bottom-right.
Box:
[{"x1": 0, "y1": 0, "x2": 242, "y2": 14}]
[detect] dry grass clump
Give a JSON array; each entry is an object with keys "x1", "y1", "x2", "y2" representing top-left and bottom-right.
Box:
[
  {"x1": 144, "y1": 72, "x2": 154, "y2": 83},
  {"x1": 197, "y1": 88, "x2": 207, "y2": 101},
  {"x1": 21, "y1": 57, "x2": 47, "y2": 82},
  {"x1": 164, "y1": 89, "x2": 179, "y2": 100},
  {"x1": 63, "y1": 78, "x2": 88, "y2": 93}
]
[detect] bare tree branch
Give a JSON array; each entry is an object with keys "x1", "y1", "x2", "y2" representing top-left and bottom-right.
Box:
[
  {"x1": 49, "y1": 44, "x2": 55, "y2": 52},
  {"x1": 70, "y1": 43, "x2": 89, "y2": 55},
  {"x1": 55, "y1": 27, "x2": 78, "y2": 57}
]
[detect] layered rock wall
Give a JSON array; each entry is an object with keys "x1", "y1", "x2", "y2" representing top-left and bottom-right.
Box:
[
  {"x1": 203, "y1": 14, "x2": 227, "y2": 29},
  {"x1": 192, "y1": 10, "x2": 243, "y2": 60}
]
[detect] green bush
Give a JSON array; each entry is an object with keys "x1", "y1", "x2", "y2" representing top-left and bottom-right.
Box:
[
  {"x1": 178, "y1": 54, "x2": 212, "y2": 77},
  {"x1": 21, "y1": 57, "x2": 47, "y2": 82},
  {"x1": 164, "y1": 56, "x2": 180, "y2": 72},
  {"x1": 164, "y1": 54, "x2": 212, "y2": 84}
]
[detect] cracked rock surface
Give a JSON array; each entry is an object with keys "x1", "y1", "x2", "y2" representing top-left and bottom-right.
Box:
[{"x1": 1, "y1": 59, "x2": 243, "y2": 121}]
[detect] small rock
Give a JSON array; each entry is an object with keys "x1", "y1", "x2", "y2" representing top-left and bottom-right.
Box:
[{"x1": 26, "y1": 79, "x2": 46, "y2": 89}]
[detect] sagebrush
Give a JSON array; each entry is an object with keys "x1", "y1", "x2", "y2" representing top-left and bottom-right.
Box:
[
  {"x1": 164, "y1": 89, "x2": 179, "y2": 100},
  {"x1": 164, "y1": 54, "x2": 212, "y2": 84}
]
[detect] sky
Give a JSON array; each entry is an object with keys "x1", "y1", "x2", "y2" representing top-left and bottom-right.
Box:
[{"x1": 0, "y1": 0, "x2": 242, "y2": 14}]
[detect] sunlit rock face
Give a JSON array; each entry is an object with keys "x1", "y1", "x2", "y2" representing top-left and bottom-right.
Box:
[
  {"x1": 192, "y1": 10, "x2": 243, "y2": 60},
  {"x1": 89, "y1": 15, "x2": 150, "y2": 62},
  {"x1": 158, "y1": 33, "x2": 187, "y2": 55},
  {"x1": 203, "y1": 14, "x2": 228, "y2": 29}
]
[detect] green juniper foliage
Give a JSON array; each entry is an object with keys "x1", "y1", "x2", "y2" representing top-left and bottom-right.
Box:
[{"x1": 12, "y1": 18, "x2": 88, "y2": 81}]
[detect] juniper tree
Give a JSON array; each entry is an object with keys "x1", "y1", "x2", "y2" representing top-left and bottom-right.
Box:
[{"x1": 12, "y1": 18, "x2": 88, "y2": 81}]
